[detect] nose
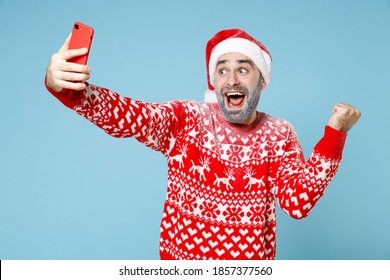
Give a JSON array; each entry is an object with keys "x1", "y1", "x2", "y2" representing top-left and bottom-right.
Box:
[{"x1": 227, "y1": 71, "x2": 240, "y2": 87}]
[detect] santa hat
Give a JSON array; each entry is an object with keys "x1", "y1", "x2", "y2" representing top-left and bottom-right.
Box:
[{"x1": 204, "y1": 28, "x2": 272, "y2": 103}]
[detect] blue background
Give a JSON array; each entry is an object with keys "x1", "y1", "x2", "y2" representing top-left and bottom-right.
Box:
[{"x1": 0, "y1": 0, "x2": 389, "y2": 259}]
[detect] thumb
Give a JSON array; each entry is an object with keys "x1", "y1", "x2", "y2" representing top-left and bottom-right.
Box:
[
  {"x1": 332, "y1": 103, "x2": 344, "y2": 114},
  {"x1": 58, "y1": 33, "x2": 72, "y2": 52}
]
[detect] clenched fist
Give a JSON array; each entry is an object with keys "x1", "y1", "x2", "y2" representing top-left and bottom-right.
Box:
[
  {"x1": 327, "y1": 103, "x2": 361, "y2": 132},
  {"x1": 45, "y1": 34, "x2": 91, "y2": 92}
]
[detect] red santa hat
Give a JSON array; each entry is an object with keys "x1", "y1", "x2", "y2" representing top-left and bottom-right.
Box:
[{"x1": 204, "y1": 28, "x2": 272, "y2": 103}]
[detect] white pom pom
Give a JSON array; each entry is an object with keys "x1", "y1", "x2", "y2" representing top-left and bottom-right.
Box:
[{"x1": 204, "y1": 89, "x2": 218, "y2": 103}]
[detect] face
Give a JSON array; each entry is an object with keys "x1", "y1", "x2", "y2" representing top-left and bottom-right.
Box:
[{"x1": 214, "y1": 53, "x2": 264, "y2": 125}]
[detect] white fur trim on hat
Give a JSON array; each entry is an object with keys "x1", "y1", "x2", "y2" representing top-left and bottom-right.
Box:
[
  {"x1": 204, "y1": 89, "x2": 218, "y2": 103},
  {"x1": 208, "y1": 37, "x2": 271, "y2": 89}
]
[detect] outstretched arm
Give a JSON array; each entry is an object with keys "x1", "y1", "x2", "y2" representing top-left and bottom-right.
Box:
[{"x1": 44, "y1": 36, "x2": 184, "y2": 156}]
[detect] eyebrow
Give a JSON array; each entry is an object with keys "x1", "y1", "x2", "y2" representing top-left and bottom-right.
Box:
[{"x1": 216, "y1": 59, "x2": 255, "y2": 67}]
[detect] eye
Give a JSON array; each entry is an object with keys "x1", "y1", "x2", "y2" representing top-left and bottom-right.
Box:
[
  {"x1": 238, "y1": 68, "x2": 248, "y2": 75},
  {"x1": 218, "y1": 68, "x2": 228, "y2": 76}
]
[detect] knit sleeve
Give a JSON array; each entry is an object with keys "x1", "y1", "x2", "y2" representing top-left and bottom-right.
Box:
[
  {"x1": 45, "y1": 82, "x2": 184, "y2": 155},
  {"x1": 272, "y1": 124, "x2": 347, "y2": 219}
]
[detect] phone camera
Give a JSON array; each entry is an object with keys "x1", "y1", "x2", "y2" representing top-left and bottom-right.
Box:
[{"x1": 74, "y1": 24, "x2": 80, "y2": 29}]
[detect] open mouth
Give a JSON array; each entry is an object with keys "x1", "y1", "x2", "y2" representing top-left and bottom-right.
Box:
[{"x1": 225, "y1": 91, "x2": 246, "y2": 110}]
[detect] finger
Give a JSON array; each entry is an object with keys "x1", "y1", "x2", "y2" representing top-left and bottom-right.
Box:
[
  {"x1": 57, "y1": 71, "x2": 90, "y2": 82},
  {"x1": 47, "y1": 60, "x2": 89, "y2": 82},
  {"x1": 337, "y1": 103, "x2": 360, "y2": 116},
  {"x1": 62, "y1": 48, "x2": 88, "y2": 60},
  {"x1": 332, "y1": 104, "x2": 341, "y2": 114},
  {"x1": 332, "y1": 103, "x2": 351, "y2": 114},
  {"x1": 56, "y1": 47, "x2": 89, "y2": 61},
  {"x1": 351, "y1": 107, "x2": 362, "y2": 118},
  {"x1": 58, "y1": 33, "x2": 72, "y2": 52},
  {"x1": 59, "y1": 60, "x2": 91, "y2": 74},
  {"x1": 55, "y1": 80, "x2": 88, "y2": 91}
]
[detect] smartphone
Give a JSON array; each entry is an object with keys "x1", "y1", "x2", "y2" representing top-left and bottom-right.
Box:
[{"x1": 68, "y1": 22, "x2": 94, "y2": 65}]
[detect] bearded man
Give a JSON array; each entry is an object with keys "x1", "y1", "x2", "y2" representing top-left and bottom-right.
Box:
[{"x1": 45, "y1": 28, "x2": 361, "y2": 259}]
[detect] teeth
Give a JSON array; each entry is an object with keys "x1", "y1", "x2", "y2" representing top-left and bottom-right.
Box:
[{"x1": 226, "y1": 92, "x2": 244, "y2": 97}]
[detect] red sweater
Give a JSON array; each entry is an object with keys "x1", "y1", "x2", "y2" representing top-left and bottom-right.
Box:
[{"x1": 47, "y1": 83, "x2": 346, "y2": 260}]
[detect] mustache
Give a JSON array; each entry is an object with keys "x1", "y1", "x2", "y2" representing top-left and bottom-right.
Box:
[{"x1": 221, "y1": 86, "x2": 249, "y2": 95}]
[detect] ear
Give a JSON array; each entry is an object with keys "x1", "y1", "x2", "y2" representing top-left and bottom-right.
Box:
[
  {"x1": 260, "y1": 79, "x2": 267, "y2": 90},
  {"x1": 259, "y1": 73, "x2": 267, "y2": 90}
]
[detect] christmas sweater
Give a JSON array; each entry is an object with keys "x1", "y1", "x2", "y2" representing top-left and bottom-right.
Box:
[{"x1": 47, "y1": 83, "x2": 347, "y2": 260}]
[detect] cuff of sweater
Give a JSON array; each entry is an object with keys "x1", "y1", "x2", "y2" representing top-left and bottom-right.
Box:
[
  {"x1": 44, "y1": 77, "x2": 86, "y2": 109},
  {"x1": 314, "y1": 125, "x2": 347, "y2": 160}
]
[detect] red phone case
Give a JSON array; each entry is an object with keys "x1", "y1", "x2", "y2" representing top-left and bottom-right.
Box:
[{"x1": 68, "y1": 22, "x2": 94, "y2": 65}]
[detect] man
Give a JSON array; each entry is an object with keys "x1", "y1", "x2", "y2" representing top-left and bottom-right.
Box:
[{"x1": 45, "y1": 28, "x2": 361, "y2": 259}]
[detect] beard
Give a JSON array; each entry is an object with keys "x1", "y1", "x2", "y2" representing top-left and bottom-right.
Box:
[{"x1": 215, "y1": 81, "x2": 262, "y2": 124}]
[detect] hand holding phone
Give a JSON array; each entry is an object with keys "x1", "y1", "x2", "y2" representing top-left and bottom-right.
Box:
[
  {"x1": 67, "y1": 22, "x2": 94, "y2": 65},
  {"x1": 45, "y1": 22, "x2": 94, "y2": 92}
]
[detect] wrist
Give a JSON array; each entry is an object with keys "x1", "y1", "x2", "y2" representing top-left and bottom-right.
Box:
[
  {"x1": 45, "y1": 77, "x2": 63, "y2": 94},
  {"x1": 314, "y1": 126, "x2": 347, "y2": 160}
]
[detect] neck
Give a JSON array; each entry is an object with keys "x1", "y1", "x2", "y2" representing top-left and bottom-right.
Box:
[{"x1": 240, "y1": 111, "x2": 258, "y2": 126}]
